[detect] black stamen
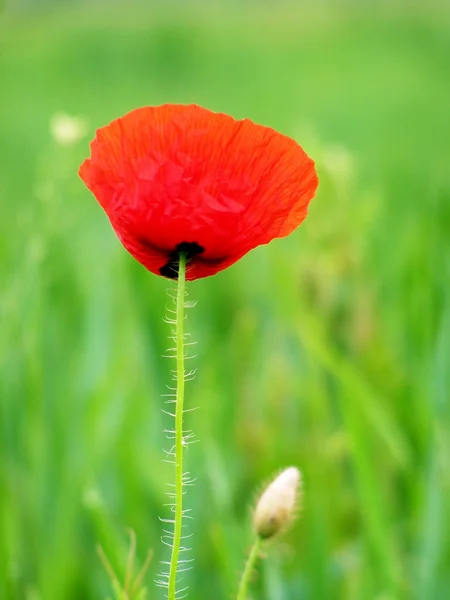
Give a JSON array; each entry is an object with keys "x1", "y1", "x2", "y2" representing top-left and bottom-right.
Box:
[{"x1": 160, "y1": 242, "x2": 205, "y2": 279}]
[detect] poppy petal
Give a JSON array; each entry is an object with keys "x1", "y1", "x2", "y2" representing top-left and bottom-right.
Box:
[{"x1": 79, "y1": 104, "x2": 318, "y2": 279}]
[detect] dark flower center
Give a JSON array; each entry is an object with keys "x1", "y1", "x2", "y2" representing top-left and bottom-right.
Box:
[{"x1": 160, "y1": 241, "x2": 205, "y2": 279}]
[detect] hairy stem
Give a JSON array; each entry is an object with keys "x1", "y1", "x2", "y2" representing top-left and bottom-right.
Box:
[
  {"x1": 167, "y1": 253, "x2": 187, "y2": 600},
  {"x1": 236, "y1": 537, "x2": 262, "y2": 600}
]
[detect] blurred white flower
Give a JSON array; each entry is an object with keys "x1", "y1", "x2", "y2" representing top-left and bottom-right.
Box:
[
  {"x1": 253, "y1": 466, "x2": 302, "y2": 539},
  {"x1": 322, "y1": 144, "x2": 354, "y2": 180},
  {"x1": 50, "y1": 112, "x2": 88, "y2": 146}
]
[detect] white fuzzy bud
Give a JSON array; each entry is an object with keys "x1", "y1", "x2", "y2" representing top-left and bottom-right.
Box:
[
  {"x1": 50, "y1": 112, "x2": 88, "y2": 146},
  {"x1": 253, "y1": 467, "x2": 301, "y2": 540}
]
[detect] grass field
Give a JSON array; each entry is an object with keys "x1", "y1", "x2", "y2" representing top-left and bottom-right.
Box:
[{"x1": 1, "y1": 2, "x2": 450, "y2": 599}]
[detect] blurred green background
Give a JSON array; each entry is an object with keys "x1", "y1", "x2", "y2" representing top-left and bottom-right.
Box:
[{"x1": 1, "y1": 1, "x2": 450, "y2": 599}]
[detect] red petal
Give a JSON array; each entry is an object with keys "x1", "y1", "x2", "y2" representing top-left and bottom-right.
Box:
[{"x1": 79, "y1": 104, "x2": 318, "y2": 279}]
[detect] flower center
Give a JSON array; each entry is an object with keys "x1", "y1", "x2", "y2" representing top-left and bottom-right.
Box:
[{"x1": 160, "y1": 241, "x2": 205, "y2": 279}]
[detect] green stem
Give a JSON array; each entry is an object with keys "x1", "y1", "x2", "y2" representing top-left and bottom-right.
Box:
[
  {"x1": 236, "y1": 537, "x2": 262, "y2": 600},
  {"x1": 167, "y1": 253, "x2": 187, "y2": 600}
]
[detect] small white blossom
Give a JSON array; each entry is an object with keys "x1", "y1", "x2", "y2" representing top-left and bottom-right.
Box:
[
  {"x1": 322, "y1": 144, "x2": 354, "y2": 180},
  {"x1": 253, "y1": 467, "x2": 302, "y2": 539},
  {"x1": 50, "y1": 112, "x2": 88, "y2": 146}
]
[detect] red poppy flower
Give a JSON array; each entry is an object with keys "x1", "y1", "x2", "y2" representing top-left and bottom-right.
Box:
[{"x1": 79, "y1": 104, "x2": 318, "y2": 280}]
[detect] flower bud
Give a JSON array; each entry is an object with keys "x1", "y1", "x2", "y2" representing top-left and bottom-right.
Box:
[
  {"x1": 253, "y1": 467, "x2": 302, "y2": 540},
  {"x1": 50, "y1": 112, "x2": 87, "y2": 146}
]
